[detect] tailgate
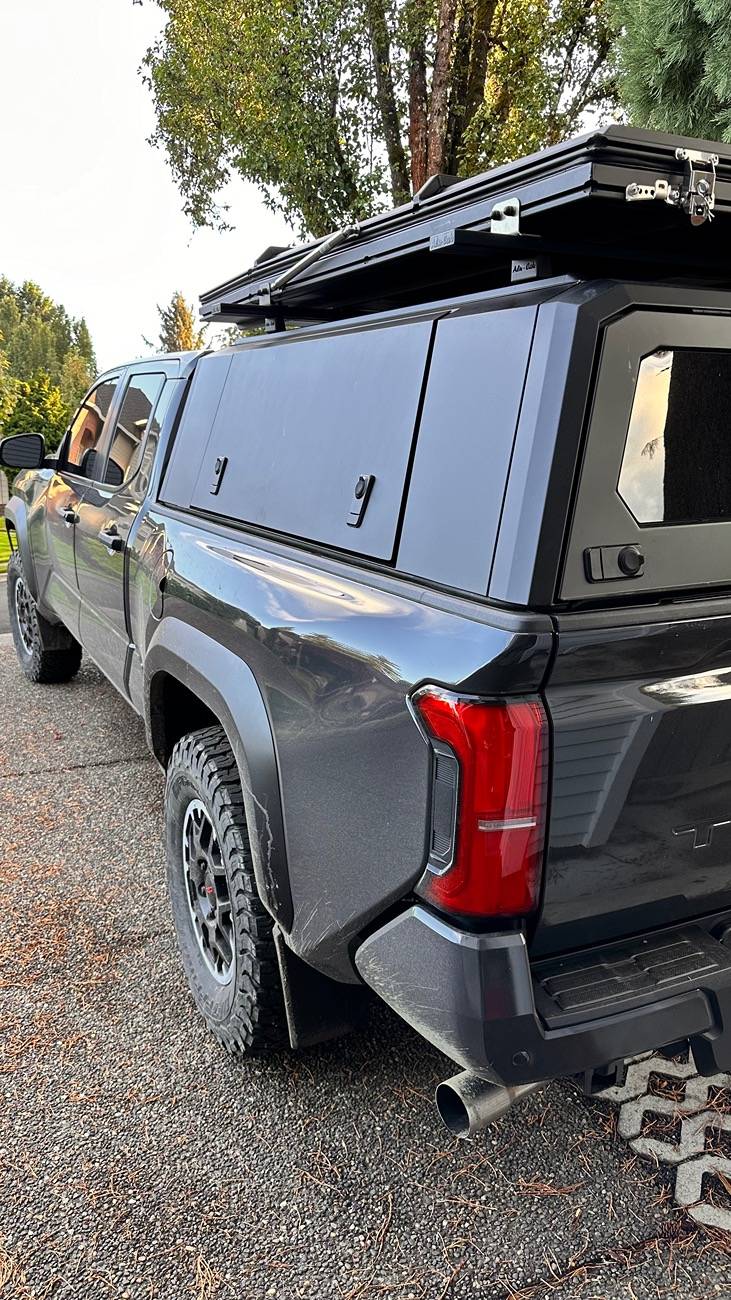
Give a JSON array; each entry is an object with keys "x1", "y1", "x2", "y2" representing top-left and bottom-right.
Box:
[{"x1": 533, "y1": 609, "x2": 731, "y2": 956}]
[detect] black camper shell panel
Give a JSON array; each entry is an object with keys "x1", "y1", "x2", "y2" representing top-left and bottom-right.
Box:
[
  {"x1": 187, "y1": 319, "x2": 433, "y2": 562},
  {"x1": 162, "y1": 282, "x2": 564, "y2": 589},
  {"x1": 396, "y1": 303, "x2": 537, "y2": 594}
]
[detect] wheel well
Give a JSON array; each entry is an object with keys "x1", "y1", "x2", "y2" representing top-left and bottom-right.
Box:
[{"x1": 149, "y1": 673, "x2": 220, "y2": 765}]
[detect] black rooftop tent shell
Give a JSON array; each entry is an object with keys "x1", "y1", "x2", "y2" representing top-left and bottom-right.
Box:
[{"x1": 200, "y1": 126, "x2": 731, "y2": 329}]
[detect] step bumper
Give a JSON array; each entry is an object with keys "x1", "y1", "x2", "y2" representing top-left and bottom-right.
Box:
[{"x1": 354, "y1": 907, "x2": 731, "y2": 1085}]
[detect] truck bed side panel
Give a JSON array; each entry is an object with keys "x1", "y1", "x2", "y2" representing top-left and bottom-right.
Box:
[{"x1": 143, "y1": 512, "x2": 553, "y2": 979}]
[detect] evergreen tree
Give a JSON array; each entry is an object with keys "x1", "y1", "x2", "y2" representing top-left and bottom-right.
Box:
[
  {"x1": 0, "y1": 277, "x2": 96, "y2": 392},
  {"x1": 612, "y1": 0, "x2": 731, "y2": 140},
  {"x1": 59, "y1": 350, "x2": 94, "y2": 410},
  {"x1": 73, "y1": 318, "x2": 96, "y2": 372},
  {"x1": 153, "y1": 292, "x2": 207, "y2": 353},
  {"x1": 2, "y1": 373, "x2": 69, "y2": 453},
  {"x1": 0, "y1": 338, "x2": 16, "y2": 428}
]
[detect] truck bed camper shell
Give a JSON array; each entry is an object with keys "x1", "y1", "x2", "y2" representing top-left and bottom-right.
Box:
[{"x1": 200, "y1": 125, "x2": 731, "y2": 329}]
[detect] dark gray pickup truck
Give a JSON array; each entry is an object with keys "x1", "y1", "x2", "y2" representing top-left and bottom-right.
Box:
[{"x1": 6, "y1": 125, "x2": 731, "y2": 1139}]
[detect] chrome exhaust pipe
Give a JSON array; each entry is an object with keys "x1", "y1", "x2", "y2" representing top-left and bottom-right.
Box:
[{"x1": 435, "y1": 1071, "x2": 547, "y2": 1138}]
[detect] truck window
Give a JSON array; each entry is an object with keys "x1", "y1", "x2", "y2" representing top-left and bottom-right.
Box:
[
  {"x1": 103, "y1": 373, "x2": 166, "y2": 487},
  {"x1": 64, "y1": 379, "x2": 118, "y2": 479},
  {"x1": 174, "y1": 320, "x2": 433, "y2": 561},
  {"x1": 561, "y1": 310, "x2": 731, "y2": 601},
  {"x1": 619, "y1": 348, "x2": 731, "y2": 526}
]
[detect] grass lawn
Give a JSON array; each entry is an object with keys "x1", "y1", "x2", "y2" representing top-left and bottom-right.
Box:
[{"x1": 0, "y1": 526, "x2": 11, "y2": 576}]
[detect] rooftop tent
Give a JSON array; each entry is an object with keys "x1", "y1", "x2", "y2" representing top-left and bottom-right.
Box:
[{"x1": 199, "y1": 126, "x2": 731, "y2": 330}]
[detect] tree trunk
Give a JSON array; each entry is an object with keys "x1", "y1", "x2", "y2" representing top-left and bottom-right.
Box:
[
  {"x1": 463, "y1": 0, "x2": 497, "y2": 128},
  {"x1": 444, "y1": 1, "x2": 474, "y2": 174},
  {"x1": 364, "y1": 0, "x2": 411, "y2": 205},
  {"x1": 427, "y1": 0, "x2": 459, "y2": 177},
  {"x1": 409, "y1": 39, "x2": 429, "y2": 192}
]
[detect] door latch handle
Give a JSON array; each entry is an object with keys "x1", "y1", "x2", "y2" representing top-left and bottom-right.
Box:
[
  {"x1": 347, "y1": 473, "x2": 375, "y2": 528},
  {"x1": 98, "y1": 527, "x2": 124, "y2": 553},
  {"x1": 57, "y1": 506, "x2": 78, "y2": 525}
]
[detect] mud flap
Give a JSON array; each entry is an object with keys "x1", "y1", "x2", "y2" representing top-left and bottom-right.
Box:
[{"x1": 273, "y1": 925, "x2": 370, "y2": 1049}]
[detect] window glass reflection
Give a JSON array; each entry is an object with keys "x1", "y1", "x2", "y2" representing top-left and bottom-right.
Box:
[{"x1": 619, "y1": 348, "x2": 731, "y2": 525}]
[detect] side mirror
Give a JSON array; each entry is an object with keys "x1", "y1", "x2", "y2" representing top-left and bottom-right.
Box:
[{"x1": 0, "y1": 432, "x2": 47, "y2": 470}]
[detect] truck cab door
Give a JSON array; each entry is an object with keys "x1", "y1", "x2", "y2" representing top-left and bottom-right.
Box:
[
  {"x1": 31, "y1": 376, "x2": 120, "y2": 639},
  {"x1": 75, "y1": 371, "x2": 168, "y2": 693}
]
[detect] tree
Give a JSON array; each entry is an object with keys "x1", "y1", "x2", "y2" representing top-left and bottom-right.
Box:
[
  {"x1": 0, "y1": 339, "x2": 16, "y2": 429},
  {"x1": 152, "y1": 291, "x2": 207, "y2": 352},
  {"x1": 0, "y1": 277, "x2": 96, "y2": 391},
  {"x1": 143, "y1": 0, "x2": 619, "y2": 238},
  {"x1": 59, "y1": 350, "x2": 95, "y2": 410},
  {"x1": 611, "y1": 0, "x2": 731, "y2": 141},
  {"x1": 2, "y1": 373, "x2": 70, "y2": 454}
]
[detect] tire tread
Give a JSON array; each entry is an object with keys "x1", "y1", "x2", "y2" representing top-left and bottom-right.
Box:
[
  {"x1": 7, "y1": 551, "x2": 82, "y2": 684},
  {"x1": 166, "y1": 724, "x2": 286, "y2": 1055}
]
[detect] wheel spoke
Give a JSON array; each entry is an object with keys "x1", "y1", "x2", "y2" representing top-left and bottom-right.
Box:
[
  {"x1": 13, "y1": 576, "x2": 36, "y2": 655},
  {"x1": 181, "y1": 798, "x2": 235, "y2": 985},
  {"x1": 212, "y1": 922, "x2": 233, "y2": 968}
]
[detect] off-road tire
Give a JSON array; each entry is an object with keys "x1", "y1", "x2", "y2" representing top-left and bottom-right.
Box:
[
  {"x1": 165, "y1": 724, "x2": 286, "y2": 1054},
  {"x1": 7, "y1": 550, "x2": 82, "y2": 684}
]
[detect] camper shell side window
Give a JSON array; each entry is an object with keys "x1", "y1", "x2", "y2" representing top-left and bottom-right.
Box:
[{"x1": 561, "y1": 309, "x2": 731, "y2": 601}]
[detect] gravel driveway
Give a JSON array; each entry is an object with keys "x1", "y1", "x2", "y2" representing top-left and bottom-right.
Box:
[
  {"x1": 2, "y1": 640, "x2": 731, "y2": 1299},
  {"x1": 0, "y1": 579, "x2": 9, "y2": 635}
]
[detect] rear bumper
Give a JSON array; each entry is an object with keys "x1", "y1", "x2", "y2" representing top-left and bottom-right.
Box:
[{"x1": 354, "y1": 906, "x2": 731, "y2": 1085}]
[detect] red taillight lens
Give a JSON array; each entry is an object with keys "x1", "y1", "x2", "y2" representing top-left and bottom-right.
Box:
[{"x1": 413, "y1": 687, "x2": 548, "y2": 918}]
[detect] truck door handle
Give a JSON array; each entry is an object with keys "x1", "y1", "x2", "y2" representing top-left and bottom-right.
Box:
[
  {"x1": 98, "y1": 527, "x2": 124, "y2": 553},
  {"x1": 57, "y1": 506, "x2": 78, "y2": 525}
]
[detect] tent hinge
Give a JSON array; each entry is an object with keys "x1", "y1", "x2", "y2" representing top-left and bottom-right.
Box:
[{"x1": 626, "y1": 147, "x2": 719, "y2": 227}]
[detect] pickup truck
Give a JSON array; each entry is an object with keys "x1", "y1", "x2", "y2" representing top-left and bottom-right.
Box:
[{"x1": 6, "y1": 133, "x2": 731, "y2": 1139}]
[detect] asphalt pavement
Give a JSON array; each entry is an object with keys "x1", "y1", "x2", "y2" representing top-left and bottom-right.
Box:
[{"x1": 2, "y1": 642, "x2": 731, "y2": 1298}]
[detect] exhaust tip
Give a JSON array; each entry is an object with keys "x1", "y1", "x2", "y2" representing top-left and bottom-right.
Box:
[
  {"x1": 435, "y1": 1072, "x2": 548, "y2": 1138},
  {"x1": 435, "y1": 1080, "x2": 472, "y2": 1138}
]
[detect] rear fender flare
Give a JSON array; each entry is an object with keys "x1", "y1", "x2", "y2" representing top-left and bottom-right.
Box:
[
  {"x1": 4, "y1": 499, "x2": 38, "y2": 600},
  {"x1": 144, "y1": 617, "x2": 293, "y2": 931}
]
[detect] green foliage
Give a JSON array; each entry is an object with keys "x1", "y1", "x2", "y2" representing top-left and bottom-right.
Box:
[
  {"x1": 0, "y1": 528, "x2": 11, "y2": 577},
  {"x1": 144, "y1": 0, "x2": 619, "y2": 237},
  {"x1": 0, "y1": 278, "x2": 97, "y2": 474},
  {"x1": 461, "y1": 0, "x2": 618, "y2": 172},
  {"x1": 58, "y1": 350, "x2": 95, "y2": 411},
  {"x1": 153, "y1": 291, "x2": 207, "y2": 352},
  {"x1": 3, "y1": 373, "x2": 70, "y2": 454},
  {"x1": 0, "y1": 344, "x2": 15, "y2": 427},
  {"x1": 611, "y1": 0, "x2": 731, "y2": 140},
  {"x1": 0, "y1": 278, "x2": 95, "y2": 391}
]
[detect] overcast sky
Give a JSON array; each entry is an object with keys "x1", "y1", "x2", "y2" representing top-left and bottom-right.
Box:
[{"x1": 0, "y1": 0, "x2": 295, "y2": 370}]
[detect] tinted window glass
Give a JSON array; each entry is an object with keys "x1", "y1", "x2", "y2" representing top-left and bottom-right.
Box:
[
  {"x1": 619, "y1": 348, "x2": 731, "y2": 525},
  {"x1": 104, "y1": 373, "x2": 165, "y2": 487},
  {"x1": 128, "y1": 379, "x2": 176, "y2": 501},
  {"x1": 65, "y1": 379, "x2": 118, "y2": 479}
]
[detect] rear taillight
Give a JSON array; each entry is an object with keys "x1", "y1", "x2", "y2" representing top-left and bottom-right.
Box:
[{"x1": 412, "y1": 687, "x2": 548, "y2": 918}]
